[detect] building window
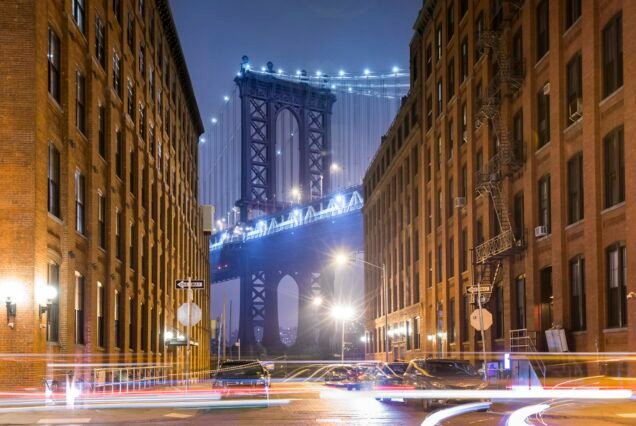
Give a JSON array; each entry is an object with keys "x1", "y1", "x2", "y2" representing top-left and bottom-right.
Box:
[
  {"x1": 113, "y1": 0, "x2": 121, "y2": 22},
  {"x1": 448, "y1": 120, "x2": 454, "y2": 160},
  {"x1": 75, "y1": 170, "x2": 85, "y2": 234},
  {"x1": 98, "y1": 105, "x2": 106, "y2": 158},
  {"x1": 76, "y1": 71, "x2": 86, "y2": 134},
  {"x1": 448, "y1": 237, "x2": 454, "y2": 277},
  {"x1": 48, "y1": 28, "x2": 61, "y2": 102},
  {"x1": 447, "y1": 177, "x2": 454, "y2": 217},
  {"x1": 462, "y1": 295, "x2": 470, "y2": 342},
  {"x1": 46, "y1": 262, "x2": 60, "y2": 342},
  {"x1": 513, "y1": 191, "x2": 524, "y2": 242},
  {"x1": 95, "y1": 15, "x2": 105, "y2": 67},
  {"x1": 567, "y1": 153, "x2": 584, "y2": 224},
  {"x1": 474, "y1": 12, "x2": 483, "y2": 62},
  {"x1": 72, "y1": 0, "x2": 85, "y2": 33},
  {"x1": 538, "y1": 174, "x2": 551, "y2": 233},
  {"x1": 603, "y1": 126, "x2": 625, "y2": 208},
  {"x1": 461, "y1": 102, "x2": 468, "y2": 143},
  {"x1": 460, "y1": 37, "x2": 468, "y2": 82},
  {"x1": 436, "y1": 79, "x2": 443, "y2": 114},
  {"x1": 607, "y1": 242, "x2": 627, "y2": 328},
  {"x1": 515, "y1": 276, "x2": 526, "y2": 329},
  {"x1": 48, "y1": 143, "x2": 61, "y2": 218},
  {"x1": 540, "y1": 267, "x2": 553, "y2": 331},
  {"x1": 127, "y1": 12, "x2": 134, "y2": 50},
  {"x1": 129, "y1": 222, "x2": 136, "y2": 270},
  {"x1": 115, "y1": 209, "x2": 122, "y2": 260},
  {"x1": 98, "y1": 192, "x2": 106, "y2": 249},
  {"x1": 460, "y1": 164, "x2": 467, "y2": 197},
  {"x1": 436, "y1": 24, "x2": 443, "y2": 61},
  {"x1": 570, "y1": 255, "x2": 586, "y2": 331},
  {"x1": 426, "y1": 94, "x2": 433, "y2": 130},
  {"x1": 460, "y1": 228, "x2": 468, "y2": 272},
  {"x1": 140, "y1": 302, "x2": 147, "y2": 351},
  {"x1": 113, "y1": 52, "x2": 121, "y2": 96},
  {"x1": 127, "y1": 79, "x2": 135, "y2": 119},
  {"x1": 436, "y1": 244, "x2": 443, "y2": 283},
  {"x1": 536, "y1": 0, "x2": 549, "y2": 60},
  {"x1": 513, "y1": 109, "x2": 523, "y2": 161},
  {"x1": 447, "y1": 59, "x2": 455, "y2": 100},
  {"x1": 448, "y1": 298, "x2": 456, "y2": 344},
  {"x1": 436, "y1": 188, "x2": 442, "y2": 226},
  {"x1": 602, "y1": 13, "x2": 623, "y2": 98},
  {"x1": 74, "y1": 273, "x2": 85, "y2": 345},
  {"x1": 427, "y1": 252, "x2": 432, "y2": 287},
  {"x1": 413, "y1": 317, "x2": 420, "y2": 349},
  {"x1": 447, "y1": 4, "x2": 454, "y2": 40},
  {"x1": 115, "y1": 130, "x2": 123, "y2": 178},
  {"x1": 139, "y1": 0, "x2": 145, "y2": 17},
  {"x1": 494, "y1": 285, "x2": 504, "y2": 339},
  {"x1": 566, "y1": 0, "x2": 581, "y2": 29},
  {"x1": 425, "y1": 43, "x2": 432, "y2": 79},
  {"x1": 139, "y1": 105, "x2": 146, "y2": 139},
  {"x1": 114, "y1": 290, "x2": 122, "y2": 348},
  {"x1": 537, "y1": 86, "x2": 550, "y2": 148},
  {"x1": 129, "y1": 149, "x2": 136, "y2": 195},
  {"x1": 129, "y1": 297, "x2": 136, "y2": 350},
  {"x1": 139, "y1": 42, "x2": 145, "y2": 75},
  {"x1": 512, "y1": 29, "x2": 523, "y2": 78},
  {"x1": 566, "y1": 53, "x2": 582, "y2": 125},
  {"x1": 97, "y1": 282, "x2": 105, "y2": 348},
  {"x1": 460, "y1": 0, "x2": 468, "y2": 19}
]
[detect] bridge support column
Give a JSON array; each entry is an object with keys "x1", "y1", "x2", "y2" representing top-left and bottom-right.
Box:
[{"x1": 261, "y1": 269, "x2": 283, "y2": 354}]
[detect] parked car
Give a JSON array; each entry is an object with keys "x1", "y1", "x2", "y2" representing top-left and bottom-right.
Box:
[
  {"x1": 211, "y1": 360, "x2": 271, "y2": 397},
  {"x1": 403, "y1": 358, "x2": 487, "y2": 411}
]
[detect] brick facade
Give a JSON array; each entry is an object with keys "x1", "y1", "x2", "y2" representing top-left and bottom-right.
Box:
[
  {"x1": 0, "y1": 0, "x2": 210, "y2": 389},
  {"x1": 363, "y1": 0, "x2": 636, "y2": 367}
]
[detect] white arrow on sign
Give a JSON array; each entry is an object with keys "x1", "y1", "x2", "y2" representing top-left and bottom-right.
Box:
[
  {"x1": 175, "y1": 280, "x2": 205, "y2": 289},
  {"x1": 470, "y1": 308, "x2": 493, "y2": 331},
  {"x1": 178, "y1": 302, "x2": 202, "y2": 327},
  {"x1": 467, "y1": 286, "x2": 492, "y2": 294}
]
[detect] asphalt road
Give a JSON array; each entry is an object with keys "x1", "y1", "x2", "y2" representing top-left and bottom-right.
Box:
[{"x1": 1, "y1": 382, "x2": 635, "y2": 425}]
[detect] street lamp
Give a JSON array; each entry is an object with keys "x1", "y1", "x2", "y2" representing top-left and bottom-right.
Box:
[
  {"x1": 312, "y1": 296, "x2": 323, "y2": 307},
  {"x1": 331, "y1": 304, "x2": 355, "y2": 361},
  {"x1": 334, "y1": 251, "x2": 389, "y2": 362},
  {"x1": 290, "y1": 187, "x2": 301, "y2": 205}
]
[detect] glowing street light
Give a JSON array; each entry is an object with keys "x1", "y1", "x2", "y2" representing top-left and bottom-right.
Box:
[
  {"x1": 331, "y1": 304, "x2": 355, "y2": 361},
  {"x1": 333, "y1": 250, "x2": 389, "y2": 362},
  {"x1": 312, "y1": 296, "x2": 323, "y2": 307},
  {"x1": 338, "y1": 69, "x2": 345, "y2": 77},
  {"x1": 290, "y1": 187, "x2": 301, "y2": 204},
  {"x1": 211, "y1": 117, "x2": 218, "y2": 124},
  {"x1": 223, "y1": 95, "x2": 230, "y2": 102},
  {"x1": 363, "y1": 68, "x2": 371, "y2": 76},
  {"x1": 392, "y1": 66, "x2": 400, "y2": 74}
]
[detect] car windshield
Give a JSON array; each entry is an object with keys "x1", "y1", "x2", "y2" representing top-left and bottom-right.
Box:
[
  {"x1": 216, "y1": 362, "x2": 263, "y2": 378},
  {"x1": 387, "y1": 363, "x2": 407, "y2": 375},
  {"x1": 416, "y1": 360, "x2": 478, "y2": 377}
]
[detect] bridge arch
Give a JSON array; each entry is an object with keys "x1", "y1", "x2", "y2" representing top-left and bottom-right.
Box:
[
  {"x1": 277, "y1": 274, "x2": 299, "y2": 347},
  {"x1": 274, "y1": 107, "x2": 301, "y2": 205}
]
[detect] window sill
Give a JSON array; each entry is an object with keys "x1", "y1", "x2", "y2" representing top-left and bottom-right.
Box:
[
  {"x1": 535, "y1": 141, "x2": 551, "y2": 156},
  {"x1": 47, "y1": 213, "x2": 63, "y2": 225},
  {"x1": 570, "y1": 330, "x2": 586, "y2": 335},
  {"x1": 601, "y1": 202, "x2": 625, "y2": 216},
  {"x1": 565, "y1": 220, "x2": 584, "y2": 231},
  {"x1": 46, "y1": 342, "x2": 61, "y2": 347},
  {"x1": 599, "y1": 86, "x2": 624, "y2": 108},
  {"x1": 603, "y1": 327, "x2": 627, "y2": 334},
  {"x1": 535, "y1": 51, "x2": 550, "y2": 70}
]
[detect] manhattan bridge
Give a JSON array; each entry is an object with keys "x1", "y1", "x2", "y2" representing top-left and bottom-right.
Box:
[{"x1": 199, "y1": 57, "x2": 410, "y2": 356}]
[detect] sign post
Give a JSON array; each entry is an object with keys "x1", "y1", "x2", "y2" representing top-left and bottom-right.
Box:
[{"x1": 176, "y1": 278, "x2": 205, "y2": 391}]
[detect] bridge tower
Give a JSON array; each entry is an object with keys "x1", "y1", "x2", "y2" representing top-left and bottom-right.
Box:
[{"x1": 235, "y1": 58, "x2": 337, "y2": 222}]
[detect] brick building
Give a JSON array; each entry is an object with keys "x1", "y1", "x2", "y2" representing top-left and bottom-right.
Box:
[
  {"x1": 0, "y1": 0, "x2": 210, "y2": 388},
  {"x1": 363, "y1": 0, "x2": 636, "y2": 369}
]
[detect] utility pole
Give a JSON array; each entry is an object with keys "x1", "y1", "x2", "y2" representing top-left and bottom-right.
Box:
[
  {"x1": 228, "y1": 300, "x2": 233, "y2": 358},
  {"x1": 222, "y1": 293, "x2": 227, "y2": 360},
  {"x1": 383, "y1": 263, "x2": 388, "y2": 363}
]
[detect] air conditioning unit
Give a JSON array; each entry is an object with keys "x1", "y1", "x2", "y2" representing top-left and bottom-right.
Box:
[
  {"x1": 534, "y1": 225, "x2": 548, "y2": 238},
  {"x1": 543, "y1": 82, "x2": 550, "y2": 95},
  {"x1": 454, "y1": 197, "x2": 466, "y2": 208},
  {"x1": 568, "y1": 98, "x2": 583, "y2": 122}
]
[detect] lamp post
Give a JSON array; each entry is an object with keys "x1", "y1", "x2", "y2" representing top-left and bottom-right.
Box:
[
  {"x1": 331, "y1": 305, "x2": 354, "y2": 361},
  {"x1": 334, "y1": 251, "x2": 389, "y2": 362}
]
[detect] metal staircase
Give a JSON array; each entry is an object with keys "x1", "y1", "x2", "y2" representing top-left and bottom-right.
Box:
[{"x1": 470, "y1": 2, "x2": 525, "y2": 300}]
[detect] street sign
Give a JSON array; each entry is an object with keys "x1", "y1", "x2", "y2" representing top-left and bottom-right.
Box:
[
  {"x1": 178, "y1": 302, "x2": 202, "y2": 327},
  {"x1": 467, "y1": 286, "x2": 492, "y2": 294},
  {"x1": 470, "y1": 308, "x2": 493, "y2": 331},
  {"x1": 175, "y1": 279, "x2": 205, "y2": 289}
]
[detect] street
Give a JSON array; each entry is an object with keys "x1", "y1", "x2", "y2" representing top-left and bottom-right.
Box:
[{"x1": 1, "y1": 379, "x2": 635, "y2": 425}]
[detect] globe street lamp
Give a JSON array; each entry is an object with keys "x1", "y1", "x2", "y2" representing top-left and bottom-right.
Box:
[
  {"x1": 334, "y1": 251, "x2": 389, "y2": 362},
  {"x1": 331, "y1": 304, "x2": 355, "y2": 361}
]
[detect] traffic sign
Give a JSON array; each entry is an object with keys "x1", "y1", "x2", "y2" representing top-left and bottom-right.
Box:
[
  {"x1": 175, "y1": 279, "x2": 205, "y2": 289},
  {"x1": 178, "y1": 302, "x2": 202, "y2": 327},
  {"x1": 470, "y1": 308, "x2": 493, "y2": 331},
  {"x1": 467, "y1": 286, "x2": 492, "y2": 294}
]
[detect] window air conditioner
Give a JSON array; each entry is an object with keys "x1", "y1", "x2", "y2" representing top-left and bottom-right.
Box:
[{"x1": 534, "y1": 225, "x2": 548, "y2": 238}]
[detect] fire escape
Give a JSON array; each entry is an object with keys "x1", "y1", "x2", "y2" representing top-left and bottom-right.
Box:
[{"x1": 471, "y1": 1, "x2": 525, "y2": 305}]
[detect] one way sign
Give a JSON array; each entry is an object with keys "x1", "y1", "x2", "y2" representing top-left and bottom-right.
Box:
[{"x1": 175, "y1": 279, "x2": 205, "y2": 289}]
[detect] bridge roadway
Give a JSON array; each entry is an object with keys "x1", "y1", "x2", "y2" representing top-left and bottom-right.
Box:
[{"x1": 210, "y1": 189, "x2": 364, "y2": 357}]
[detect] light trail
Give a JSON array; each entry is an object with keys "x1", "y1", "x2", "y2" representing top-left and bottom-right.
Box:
[
  {"x1": 421, "y1": 402, "x2": 492, "y2": 426},
  {"x1": 506, "y1": 403, "x2": 550, "y2": 426}
]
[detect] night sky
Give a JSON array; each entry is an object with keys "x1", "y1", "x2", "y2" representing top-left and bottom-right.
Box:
[
  {"x1": 170, "y1": 0, "x2": 421, "y2": 139},
  {"x1": 169, "y1": 0, "x2": 422, "y2": 339}
]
